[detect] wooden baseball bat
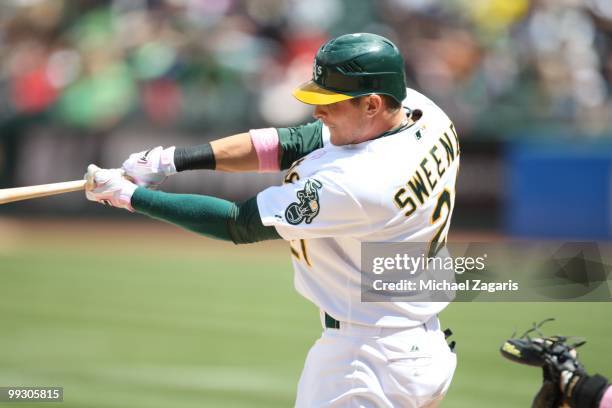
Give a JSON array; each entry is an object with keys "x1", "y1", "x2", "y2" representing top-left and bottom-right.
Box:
[{"x1": 0, "y1": 179, "x2": 87, "y2": 205}]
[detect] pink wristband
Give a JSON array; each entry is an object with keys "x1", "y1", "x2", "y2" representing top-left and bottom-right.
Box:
[{"x1": 250, "y1": 128, "x2": 280, "y2": 172}]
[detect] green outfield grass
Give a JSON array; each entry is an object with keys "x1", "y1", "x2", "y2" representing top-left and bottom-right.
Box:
[{"x1": 0, "y1": 220, "x2": 611, "y2": 407}]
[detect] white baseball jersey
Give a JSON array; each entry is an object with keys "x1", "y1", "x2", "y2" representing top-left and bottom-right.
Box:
[{"x1": 257, "y1": 88, "x2": 460, "y2": 327}]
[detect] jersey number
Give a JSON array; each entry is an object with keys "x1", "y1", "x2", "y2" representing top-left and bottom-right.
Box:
[
  {"x1": 284, "y1": 158, "x2": 311, "y2": 266},
  {"x1": 428, "y1": 189, "x2": 453, "y2": 257},
  {"x1": 290, "y1": 239, "x2": 311, "y2": 266}
]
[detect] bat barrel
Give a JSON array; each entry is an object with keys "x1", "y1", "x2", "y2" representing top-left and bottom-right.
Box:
[{"x1": 0, "y1": 180, "x2": 87, "y2": 205}]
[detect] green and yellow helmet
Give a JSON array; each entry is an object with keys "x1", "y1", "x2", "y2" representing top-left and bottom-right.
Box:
[{"x1": 293, "y1": 33, "x2": 408, "y2": 105}]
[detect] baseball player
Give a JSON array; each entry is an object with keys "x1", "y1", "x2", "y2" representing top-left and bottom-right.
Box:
[{"x1": 85, "y1": 33, "x2": 460, "y2": 407}]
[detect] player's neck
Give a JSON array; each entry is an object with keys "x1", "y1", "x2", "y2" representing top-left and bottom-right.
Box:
[
  {"x1": 387, "y1": 108, "x2": 410, "y2": 131},
  {"x1": 357, "y1": 109, "x2": 408, "y2": 144}
]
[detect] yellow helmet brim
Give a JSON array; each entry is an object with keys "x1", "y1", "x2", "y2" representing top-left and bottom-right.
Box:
[{"x1": 292, "y1": 81, "x2": 355, "y2": 105}]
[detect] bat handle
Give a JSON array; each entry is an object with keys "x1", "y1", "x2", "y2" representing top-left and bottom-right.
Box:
[{"x1": 0, "y1": 179, "x2": 87, "y2": 205}]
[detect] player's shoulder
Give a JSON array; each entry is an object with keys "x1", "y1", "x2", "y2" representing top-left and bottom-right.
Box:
[
  {"x1": 306, "y1": 145, "x2": 395, "y2": 201},
  {"x1": 304, "y1": 143, "x2": 370, "y2": 174},
  {"x1": 298, "y1": 153, "x2": 389, "y2": 216},
  {"x1": 402, "y1": 88, "x2": 451, "y2": 128},
  {"x1": 402, "y1": 88, "x2": 440, "y2": 109},
  {"x1": 296, "y1": 143, "x2": 371, "y2": 183}
]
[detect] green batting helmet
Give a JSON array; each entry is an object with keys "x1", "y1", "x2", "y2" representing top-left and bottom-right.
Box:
[{"x1": 293, "y1": 33, "x2": 407, "y2": 105}]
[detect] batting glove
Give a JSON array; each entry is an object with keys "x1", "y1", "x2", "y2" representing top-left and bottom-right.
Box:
[
  {"x1": 121, "y1": 146, "x2": 176, "y2": 188},
  {"x1": 85, "y1": 164, "x2": 137, "y2": 212}
]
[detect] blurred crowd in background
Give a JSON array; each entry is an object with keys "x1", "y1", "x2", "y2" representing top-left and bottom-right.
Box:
[
  {"x1": 0, "y1": 0, "x2": 611, "y2": 231},
  {"x1": 1, "y1": 0, "x2": 611, "y2": 137}
]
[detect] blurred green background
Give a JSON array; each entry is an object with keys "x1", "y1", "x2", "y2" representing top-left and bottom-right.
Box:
[{"x1": 0, "y1": 220, "x2": 610, "y2": 407}]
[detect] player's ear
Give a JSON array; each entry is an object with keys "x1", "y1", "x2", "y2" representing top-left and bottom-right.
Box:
[{"x1": 364, "y1": 94, "x2": 383, "y2": 117}]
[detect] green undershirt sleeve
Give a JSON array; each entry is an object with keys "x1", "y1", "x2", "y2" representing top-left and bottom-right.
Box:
[
  {"x1": 131, "y1": 187, "x2": 281, "y2": 244},
  {"x1": 277, "y1": 120, "x2": 324, "y2": 170}
]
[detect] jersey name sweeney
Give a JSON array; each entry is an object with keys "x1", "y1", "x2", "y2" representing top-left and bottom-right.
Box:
[{"x1": 393, "y1": 123, "x2": 460, "y2": 217}]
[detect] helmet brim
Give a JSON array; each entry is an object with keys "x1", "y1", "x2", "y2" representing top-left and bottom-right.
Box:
[{"x1": 292, "y1": 81, "x2": 355, "y2": 105}]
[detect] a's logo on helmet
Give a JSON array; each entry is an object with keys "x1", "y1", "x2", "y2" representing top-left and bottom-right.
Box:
[{"x1": 313, "y1": 62, "x2": 323, "y2": 81}]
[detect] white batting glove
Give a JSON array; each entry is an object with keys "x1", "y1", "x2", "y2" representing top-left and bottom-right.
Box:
[
  {"x1": 121, "y1": 146, "x2": 176, "y2": 188},
  {"x1": 85, "y1": 164, "x2": 138, "y2": 212}
]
